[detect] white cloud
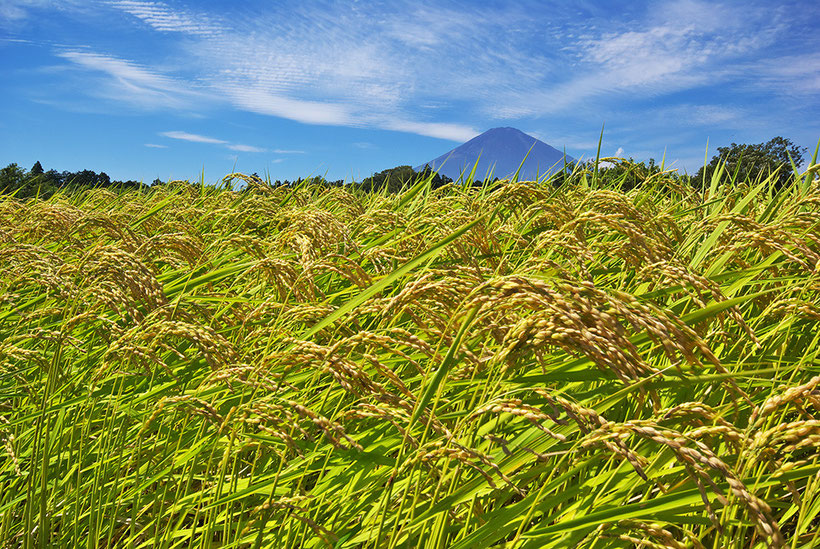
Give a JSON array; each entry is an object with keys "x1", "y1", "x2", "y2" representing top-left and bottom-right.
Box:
[
  {"x1": 42, "y1": 2, "x2": 533, "y2": 140},
  {"x1": 383, "y1": 5, "x2": 488, "y2": 50},
  {"x1": 160, "y1": 130, "x2": 226, "y2": 144},
  {"x1": 109, "y1": 1, "x2": 504, "y2": 140},
  {"x1": 160, "y1": 131, "x2": 267, "y2": 153},
  {"x1": 0, "y1": 4, "x2": 27, "y2": 20},
  {"x1": 109, "y1": 1, "x2": 219, "y2": 36},
  {"x1": 226, "y1": 144, "x2": 266, "y2": 153},
  {"x1": 1, "y1": 0, "x2": 86, "y2": 22},
  {"x1": 273, "y1": 149, "x2": 305, "y2": 154},
  {"x1": 382, "y1": 120, "x2": 478, "y2": 142},
  {"x1": 649, "y1": 0, "x2": 745, "y2": 34},
  {"x1": 656, "y1": 104, "x2": 747, "y2": 127},
  {"x1": 749, "y1": 52, "x2": 820, "y2": 95},
  {"x1": 480, "y1": 0, "x2": 780, "y2": 117},
  {"x1": 614, "y1": 147, "x2": 624, "y2": 157},
  {"x1": 144, "y1": 143, "x2": 167, "y2": 148},
  {"x1": 57, "y1": 50, "x2": 208, "y2": 110},
  {"x1": 223, "y1": 87, "x2": 354, "y2": 126}
]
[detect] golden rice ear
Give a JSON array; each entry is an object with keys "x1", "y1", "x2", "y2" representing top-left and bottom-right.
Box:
[
  {"x1": 598, "y1": 520, "x2": 705, "y2": 549},
  {"x1": 78, "y1": 246, "x2": 168, "y2": 323},
  {"x1": 287, "y1": 400, "x2": 362, "y2": 451},
  {"x1": 136, "y1": 231, "x2": 204, "y2": 269},
  {"x1": 101, "y1": 309, "x2": 238, "y2": 379},
  {"x1": 0, "y1": 416, "x2": 22, "y2": 477},
  {"x1": 580, "y1": 421, "x2": 784, "y2": 546},
  {"x1": 751, "y1": 375, "x2": 820, "y2": 429},
  {"x1": 0, "y1": 243, "x2": 76, "y2": 300},
  {"x1": 465, "y1": 275, "x2": 721, "y2": 389}
]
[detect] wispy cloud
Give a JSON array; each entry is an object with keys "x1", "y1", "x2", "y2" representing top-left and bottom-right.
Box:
[
  {"x1": 226, "y1": 143, "x2": 266, "y2": 153},
  {"x1": 273, "y1": 149, "x2": 306, "y2": 154},
  {"x1": 160, "y1": 131, "x2": 266, "y2": 154},
  {"x1": 480, "y1": 0, "x2": 780, "y2": 118},
  {"x1": 1, "y1": 0, "x2": 86, "y2": 22},
  {"x1": 223, "y1": 87, "x2": 354, "y2": 126},
  {"x1": 652, "y1": 104, "x2": 748, "y2": 127},
  {"x1": 160, "y1": 130, "x2": 226, "y2": 144},
  {"x1": 68, "y1": 0, "x2": 499, "y2": 140},
  {"x1": 353, "y1": 142, "x2": 376, "y2": 150},
  {"x1": 144, "y1": 143, "x2": 167, "y2": 148},
  {"x1": 56, "y1": 50, "x2": 208, "y2": 110},
  {"x1": 748, "y1": 52, "x2": 820, "y2": 95},
  {"x1": 0, "y1": 3, "x2": 27, "y2": 20},
  {"x1": 382, "y1": 119, "x2": 478, "y2": 142},
  {"x1": 109, "y1": 1, "x2": 219, "y2": 36},
  {"x1": 183, "y1": 0, "x2": 781, "y2": 135}
]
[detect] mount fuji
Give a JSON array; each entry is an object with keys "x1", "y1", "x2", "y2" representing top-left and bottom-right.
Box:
[{"x1": 415, "y1": 127, "x2": 574, "y2": 182}]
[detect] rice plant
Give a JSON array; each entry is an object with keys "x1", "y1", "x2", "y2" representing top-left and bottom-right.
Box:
[{"x1": 2, "y1": 157, "x2": 820, "y2": 548}]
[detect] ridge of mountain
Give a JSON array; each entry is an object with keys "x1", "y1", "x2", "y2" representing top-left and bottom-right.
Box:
[{"x1": 415, "y1": 127, "x2": 574, "y2": 181}]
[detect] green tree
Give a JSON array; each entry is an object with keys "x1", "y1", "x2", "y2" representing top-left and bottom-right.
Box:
[
  {"x1": 30, "y1": 161, "x2": 44, "y2": 176},
  {"x1": 359, "y1": 165, "x2": 416, "y2": 193},
  {"x1": 44, "y1": 169, "x2": 63, "y2": 186},
  {"x1": 695, "y1": 137, "x2": 807, "y2": 189},
  {"x1": 358, "y1": 165, "x2": 453, "y2": 193},
  {"x1": 416, "y1": 167, "x2": 454, "y2": 189},
  {"x1": 0, "y1": 163, "x2": 27, "y2": 195},
  {"x1": 593, "y1": 157, "x2": 665, "y2": 191},
  {"x1": 66, "y1": 169, "x2": 110, "y2": 188},
  {"x1": 0, "y1": 162, "x2": 57, "y2": 198}
]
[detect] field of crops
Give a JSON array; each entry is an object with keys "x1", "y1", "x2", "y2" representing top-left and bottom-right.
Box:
[{"x1": 2, "y1": 162, "x2": 820, "y2": 548}]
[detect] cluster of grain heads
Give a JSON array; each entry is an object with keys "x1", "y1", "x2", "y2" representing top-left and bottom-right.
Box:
[
  {"x1": 1, "y1": 169, "x2": 820, "y2": 547},
  {"x1": 465, "y1": 275, "x2": 728, "y2": 395}
]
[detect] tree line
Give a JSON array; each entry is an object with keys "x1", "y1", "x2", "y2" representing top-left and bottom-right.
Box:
[
  {"x1": 0, "y1": 161, "x2": 457, "y2": 199},
  {"x1": 255, "y1": 165, "x2": 455, "y2": 193},
  {"x1": 1, "y1": 136, "x2": 809, "y2": 199},
  {"x1": 0, "y1": 161, "x2": 148, "y2": 199},
  {"x1": 564, "y1": 136, "x2": 807, "y2": 191}
]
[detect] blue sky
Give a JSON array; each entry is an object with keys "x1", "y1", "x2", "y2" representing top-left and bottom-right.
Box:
[{"x1": 1, "y1": 0, "x2": 818, "y2": 183}]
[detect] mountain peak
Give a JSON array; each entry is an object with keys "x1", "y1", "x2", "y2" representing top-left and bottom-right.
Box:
[
  {"x1": 415, "y1": 127, "x2": 573, "y2": 181},
  {"x1": 486, "y1": 126, "x2": 524, "y2": 132}
]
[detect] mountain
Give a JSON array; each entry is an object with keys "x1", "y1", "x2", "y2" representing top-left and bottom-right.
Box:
[{"x1": 415, "y1": 127, "x2": 574, "y2": 182}]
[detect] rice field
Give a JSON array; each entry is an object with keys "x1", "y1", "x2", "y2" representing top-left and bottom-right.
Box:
[{"x1": 2, "y1": 159, "x2": 820, "y2": 548}]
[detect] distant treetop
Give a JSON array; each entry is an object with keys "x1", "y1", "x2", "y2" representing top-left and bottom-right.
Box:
[{"x1": 696, "y1": 136, "x2": 807, "y2": 188}]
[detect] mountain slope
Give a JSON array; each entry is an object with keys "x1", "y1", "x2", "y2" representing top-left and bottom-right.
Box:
[{"x1": 415, "y1": 127, "x2": 574, "y2": 181}]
